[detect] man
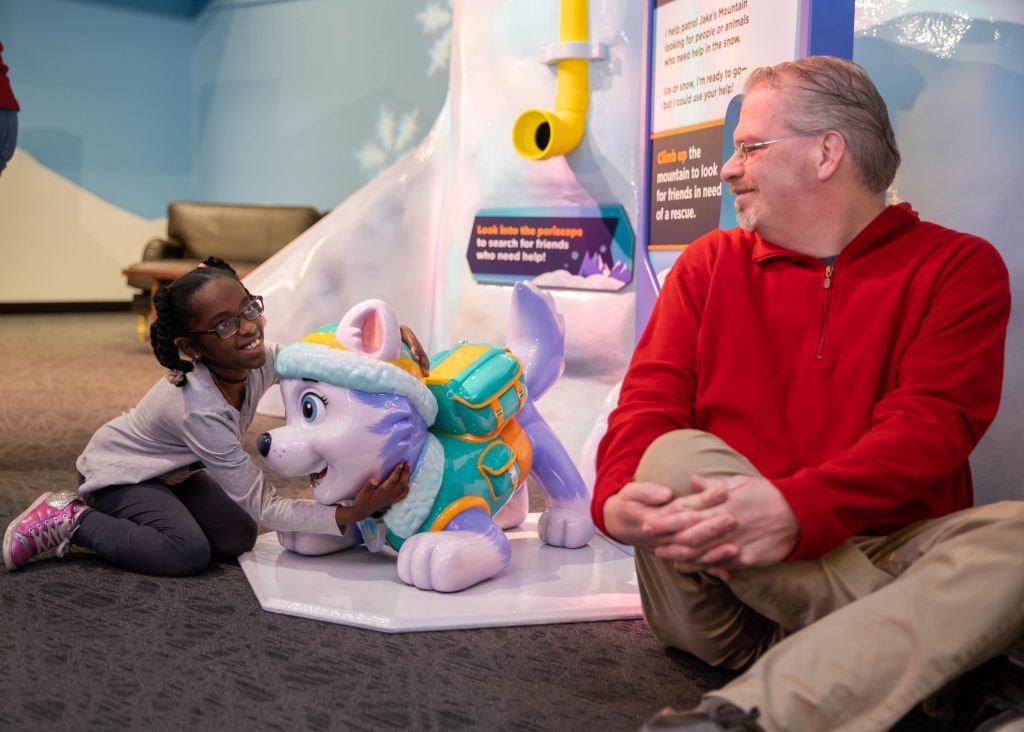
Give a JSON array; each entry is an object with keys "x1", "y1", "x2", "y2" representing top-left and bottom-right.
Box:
[
  {"x1": 594, "y1": 56, "x2": 1022, "y2": 731},
  {"x1": 0, "y1": 41, "x2": 18, "y2": 176}
]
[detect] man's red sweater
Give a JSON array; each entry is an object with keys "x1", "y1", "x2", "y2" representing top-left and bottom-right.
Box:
[
  {"x1": 593, "y1": 204, "x2": 1010, "y2": 559},
  {"x1": 0, "y1": 43, "x2": 20, "y2": 111}
]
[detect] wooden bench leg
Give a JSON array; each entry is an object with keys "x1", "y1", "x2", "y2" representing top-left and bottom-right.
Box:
[{"x1": 149, "y1": 280, "x2": 161, "y2": 325}]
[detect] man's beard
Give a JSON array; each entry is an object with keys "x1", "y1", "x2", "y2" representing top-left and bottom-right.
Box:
[{"x1": 735, "y1": 202, "x2": 758, "y2": 231}]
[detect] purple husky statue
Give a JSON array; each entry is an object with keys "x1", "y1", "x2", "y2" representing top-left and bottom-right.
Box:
[{"x1": 257, "y1": 282, "x2": 595, "y2": 592}]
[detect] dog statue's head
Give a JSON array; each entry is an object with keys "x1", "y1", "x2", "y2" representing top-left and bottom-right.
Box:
[{"x1": 259, "y1": 300, "x2": 437, "y2": 506}]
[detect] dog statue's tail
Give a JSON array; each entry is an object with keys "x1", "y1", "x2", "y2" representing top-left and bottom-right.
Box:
[
  {"x1": 506, "y1": 282, "x2": 565, "y2": 402},
  {"x1": 505, "y1": 281, "x2": 596, "y2": 549}
]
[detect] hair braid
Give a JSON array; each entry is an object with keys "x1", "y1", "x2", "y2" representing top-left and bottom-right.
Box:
[{"x1": 150, "y1": 286, "x2": 194, "y2": 386}]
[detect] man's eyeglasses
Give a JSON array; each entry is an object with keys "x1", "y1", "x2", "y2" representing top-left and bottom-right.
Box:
[
  {"x1": 190, "y1": 295, "x2": 265, "y2": 339},
  {"x1": 732, "y1": 132, "x2": 824, "y2": 164}
]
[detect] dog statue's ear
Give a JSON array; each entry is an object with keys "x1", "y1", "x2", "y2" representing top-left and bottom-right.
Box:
[{"x1": 336, "y1": 299, "x2": 402, "y2": 360}]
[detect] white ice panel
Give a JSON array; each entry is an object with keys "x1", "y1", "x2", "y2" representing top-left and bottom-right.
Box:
[{"x1": 239, "y1": 514, "x2": 641, "y2": 632}]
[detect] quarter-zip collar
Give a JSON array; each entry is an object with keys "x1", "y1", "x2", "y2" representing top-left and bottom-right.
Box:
[{"x1": 750, "y1": 202, "x2": 920, "y2": 265}]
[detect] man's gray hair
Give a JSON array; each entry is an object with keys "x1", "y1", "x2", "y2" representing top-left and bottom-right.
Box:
[{"x1": 745, "y1": 56, "x2": 900, "y2": 193}]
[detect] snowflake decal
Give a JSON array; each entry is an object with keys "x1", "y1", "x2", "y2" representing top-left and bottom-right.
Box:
[
  {"x1": 355, "y1": 105, "x2": 421, "y2": 175},
  {"x1": 416, "y1": 0, "x2": 453, "y2": 77}
]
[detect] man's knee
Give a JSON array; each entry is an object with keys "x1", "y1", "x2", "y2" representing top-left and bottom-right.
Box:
[
  {"x1": 968, "y1": 500, "x2": 1024, "y2": 525},
  {"x1": 949, "y1": 500, "x2": 1024, "y2": 548},
  {"x1": 636, "y1": 429, "x2": 759, "y2": 497},
  {"x1": 928, "y1": 500, "x2": 1024, "y2": 543}
]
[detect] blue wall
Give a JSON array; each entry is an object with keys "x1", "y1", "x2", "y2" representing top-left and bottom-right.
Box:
[
  {"x1": 0, "y1": 0, "x2": 194, "y2": 218},
  {"x1": 0, "y1": 0, "x2": 448, "y2": 218},
  {"x1": 190, "y1": 1, "x2": 447, "y2": 210}
]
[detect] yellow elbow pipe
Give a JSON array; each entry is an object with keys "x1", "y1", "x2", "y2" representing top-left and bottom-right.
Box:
[{"x1": 513, "y1": 0, "x2": 590, "y2": 160}]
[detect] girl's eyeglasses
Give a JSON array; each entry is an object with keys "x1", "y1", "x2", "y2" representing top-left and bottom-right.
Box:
[{"x1": 189, "y1": 296, "x2": 264, "y2": 340}]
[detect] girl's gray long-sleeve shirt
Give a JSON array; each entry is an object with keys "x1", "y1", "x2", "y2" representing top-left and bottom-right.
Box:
[{"x1": 76, "y1": 345, "x2": 340, "y2": 536}]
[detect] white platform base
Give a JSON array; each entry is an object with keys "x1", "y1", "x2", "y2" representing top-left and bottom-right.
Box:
[{"x1": 239, "y1": 514, "x2": 642, "y2": 633}]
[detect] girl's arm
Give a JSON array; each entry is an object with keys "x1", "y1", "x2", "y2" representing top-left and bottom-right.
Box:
[{"x1": 181, "y1": 408, "x2": 341, "y2": 535}]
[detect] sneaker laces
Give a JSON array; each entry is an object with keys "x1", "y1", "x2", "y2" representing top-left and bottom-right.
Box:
[{"x1": 26, "y1": 511, "x2": 79, "y2": 558}]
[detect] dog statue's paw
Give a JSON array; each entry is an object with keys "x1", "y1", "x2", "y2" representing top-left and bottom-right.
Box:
[
  {"x1": 396, "y1": 531, "x2": 509, "y2": 592},
  {"x1": 537, "y1": 507, "x2": 595, "y2": 549},
  {"x1": 277, "y1": 530, "x2": 357, "y2": 556}
]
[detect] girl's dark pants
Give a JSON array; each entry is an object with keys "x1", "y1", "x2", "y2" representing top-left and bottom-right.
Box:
[{"x1": 74, "y1": 471, "x2": 258, "y2": 576}]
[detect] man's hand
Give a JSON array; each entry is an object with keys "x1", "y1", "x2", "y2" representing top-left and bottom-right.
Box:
[
  {"x1": 603, "y1": 482, "x2": 676, "y2": 551},
  {"x1": 645, "y1": 474, "x2": 799, "y2": 579},
  {"x1": 334, "y1": 463, "x2": 411, "y2": 528}
]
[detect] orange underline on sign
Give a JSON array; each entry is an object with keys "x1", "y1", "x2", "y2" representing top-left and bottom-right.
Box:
[
  {"x1": 648, "y1": 244, "x2": 691, "y2": 251},
  {"x1": 651, "y1": 119, "x2": 725, "y2": 140}
]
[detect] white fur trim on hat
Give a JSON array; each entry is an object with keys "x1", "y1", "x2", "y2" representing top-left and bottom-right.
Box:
[{"x1": 276, "y1": 342, "x2": 438, "y2": 425}]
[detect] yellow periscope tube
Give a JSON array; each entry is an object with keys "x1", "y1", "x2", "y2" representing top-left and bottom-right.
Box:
[{"x1": 512, "y1": 0, "x2": 590, "y2": 160}]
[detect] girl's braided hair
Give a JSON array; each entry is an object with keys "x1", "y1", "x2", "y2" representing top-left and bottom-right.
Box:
[{"x1": 149, "y1": 256, "x2": 248, "y2": 387}]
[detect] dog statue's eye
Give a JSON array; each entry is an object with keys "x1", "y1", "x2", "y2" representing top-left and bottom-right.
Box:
[{"x1": 301, "y1": 394, "x2": 326, "y2": 423}]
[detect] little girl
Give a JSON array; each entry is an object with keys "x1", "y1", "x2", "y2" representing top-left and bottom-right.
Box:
[{"x1": 3, "y1": 257, "x2": 426, "y2": 575}]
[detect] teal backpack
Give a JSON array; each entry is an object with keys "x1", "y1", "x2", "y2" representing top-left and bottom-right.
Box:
[
  {"x1": 382, "y1": 343, "x2": 534, "y2": 550},
  {"x1": 426, "y1": 342, "x2": 527, "y2": 439}
]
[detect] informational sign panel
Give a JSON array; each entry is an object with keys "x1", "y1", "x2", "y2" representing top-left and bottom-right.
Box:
[
  {"x1": 648, "y1": 0, "x2": 799, "y2": 270},
  {"x1": 637, "y1": 0, "x2": 855, "y2": 329},
  {"x1": 467, "y1": 206, "x2": 634, "y2": 291},
  {"x1": 649, "y1": 122, "x2": 725, "y2": 254}
]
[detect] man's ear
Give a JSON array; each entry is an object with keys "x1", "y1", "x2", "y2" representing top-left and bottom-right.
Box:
[{"x1": 816, "y1": 130, "x2": 846, "y2": 182}]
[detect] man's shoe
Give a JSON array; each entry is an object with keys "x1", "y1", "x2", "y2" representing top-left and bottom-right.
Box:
[
  {"x1": 975, "y1": 709, "x2": 1024, "y2": 732},
  {"x1": 641, "y1": 699, "x2": 765, "y2": 731},
  {"x1": 3, "y1": 491, "x2": 90, "y2": 570},
  {"x1": 946, "y1": 655, "x2": 1024, "y2": 732}
]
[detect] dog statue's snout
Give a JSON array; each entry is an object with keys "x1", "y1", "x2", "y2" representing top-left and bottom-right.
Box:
[{"x1": 257, "y1": 432, "x2": 272, "y2": 457}]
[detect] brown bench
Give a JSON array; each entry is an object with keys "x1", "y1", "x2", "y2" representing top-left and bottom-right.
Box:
[{"x1": 124, "y1": 201, "x2": 322, "y2": 340}]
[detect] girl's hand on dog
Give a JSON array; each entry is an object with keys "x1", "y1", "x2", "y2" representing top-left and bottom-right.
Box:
[
  {"x1": 334, "y1": 463, "x2": 412, "y2": 529},
  {"x1": 399, "y1": 325, "x2": 431, "y2": 376}
]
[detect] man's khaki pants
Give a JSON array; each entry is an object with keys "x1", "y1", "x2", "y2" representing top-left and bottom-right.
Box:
[{"x1": 634, "y1": 430, "x2": 1024, "y2": 732}]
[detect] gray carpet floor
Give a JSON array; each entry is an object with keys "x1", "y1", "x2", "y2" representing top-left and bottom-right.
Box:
[{"x1": 0, "y1": 312, "x2": 964, "y2": 730}]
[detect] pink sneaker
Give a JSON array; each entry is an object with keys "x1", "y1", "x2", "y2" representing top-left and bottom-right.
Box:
[{"x1": 3, "y1": 491, "x2": 90, "y2": 570}]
